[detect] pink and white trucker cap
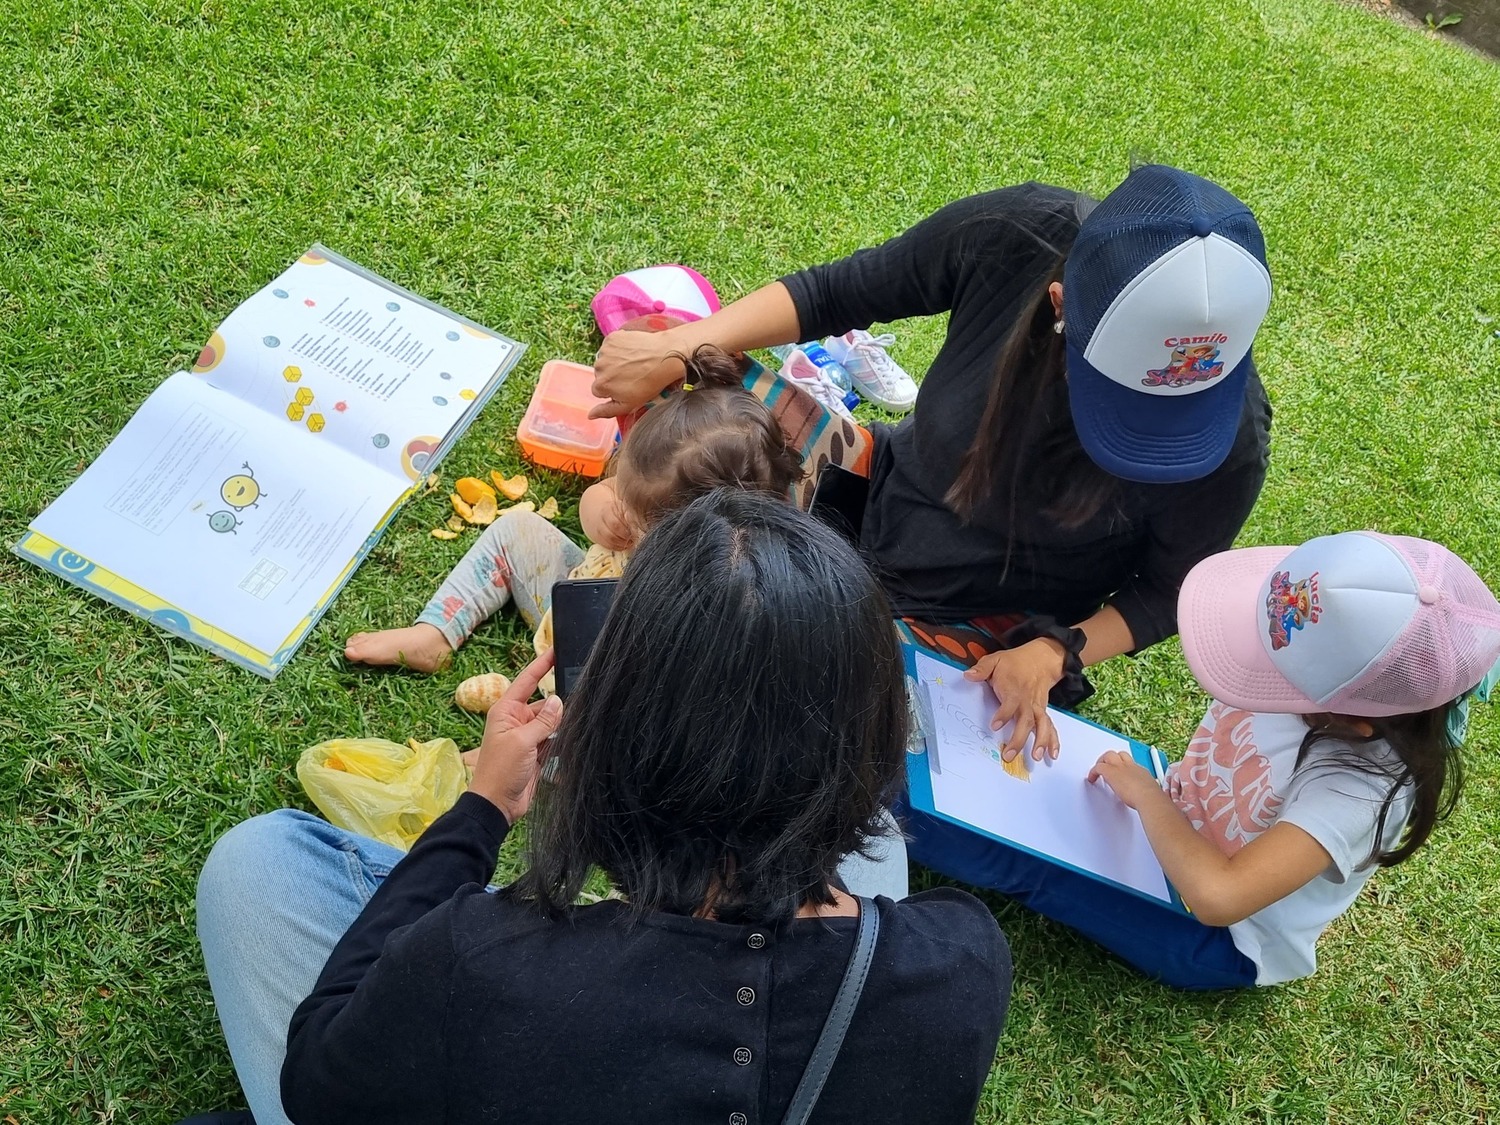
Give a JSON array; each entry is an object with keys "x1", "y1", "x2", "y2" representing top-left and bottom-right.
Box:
[
  {"x1": 1178, "y1": 532, "x2": 1500, "y2": 717},
  {"x1": 591, "y1": 265, "x2": 721, "y2": 336}
]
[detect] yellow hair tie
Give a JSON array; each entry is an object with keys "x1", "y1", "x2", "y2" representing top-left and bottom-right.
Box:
[{"x1": 681, "y1": 383, "x2": 695, "y2": 392}]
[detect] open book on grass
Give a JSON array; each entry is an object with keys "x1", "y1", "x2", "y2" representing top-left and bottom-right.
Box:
[{"x1": 14, "y1": 246, "x2": 524, "y2": 677}]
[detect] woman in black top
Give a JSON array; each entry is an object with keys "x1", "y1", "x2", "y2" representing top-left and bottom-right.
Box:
[
  {"x1": 190, "y1": 491, "x2": 1010, "y2": 1125},
  {"x1": 593, "y1": 165, "x2": 1273, "y2": 759}
]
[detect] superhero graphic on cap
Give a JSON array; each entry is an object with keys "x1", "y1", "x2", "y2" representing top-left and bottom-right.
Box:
[
  {"x1": 1143, "y1": 339, "x2": 1226, "y2": 389},
  {"x1": 1266, "y1": 570, "x2": 1322, "y2": 650}
]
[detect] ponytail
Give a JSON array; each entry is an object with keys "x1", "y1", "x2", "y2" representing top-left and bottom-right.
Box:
[{"x1": 673, "y1": 344, "x2": 747, "y2": 392}]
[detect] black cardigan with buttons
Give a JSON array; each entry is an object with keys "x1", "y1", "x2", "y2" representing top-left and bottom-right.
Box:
[{"x1": 282, "y1": 792, "x2": 1011, "y2": 1124}]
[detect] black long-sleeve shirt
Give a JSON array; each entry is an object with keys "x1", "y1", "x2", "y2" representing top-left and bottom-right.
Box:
[
  {"x1": 282, "y1": 792, "x2": 1011, "y2": 1124},
  {"x1": 782, "y1": 183, "x2": 1271, "y2": 648}
]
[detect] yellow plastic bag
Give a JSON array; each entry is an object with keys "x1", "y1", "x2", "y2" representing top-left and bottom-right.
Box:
[{"x1": 297, "y1": 737, "x2": 468, "y2": 851}]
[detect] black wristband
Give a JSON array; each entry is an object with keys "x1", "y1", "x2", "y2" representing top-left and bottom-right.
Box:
[{"x1": 997, "y1": 615, "x2": 1094, "y2": 709}]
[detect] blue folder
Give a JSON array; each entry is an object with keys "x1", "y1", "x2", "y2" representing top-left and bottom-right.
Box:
[{"x1": 901, "y1": 641, "x2": 1190, "y2": 915}]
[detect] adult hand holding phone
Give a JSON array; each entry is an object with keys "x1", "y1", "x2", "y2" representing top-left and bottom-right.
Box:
[{"x1": 467, "y1": 650, "x2": 563, "y2": 823}]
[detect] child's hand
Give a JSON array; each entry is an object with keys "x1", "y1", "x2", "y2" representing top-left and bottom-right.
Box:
[
  {"x1": 1087, "y1": 751, "x2": 1165, "y2": 811},
  {"x1": 579, "y1": 480, "x2": 635, "y2": 551}
]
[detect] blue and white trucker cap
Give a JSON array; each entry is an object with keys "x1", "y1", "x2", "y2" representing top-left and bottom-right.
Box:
[{"x1": 1064, "y1": 165, "x2": 1272, "y2": 484}]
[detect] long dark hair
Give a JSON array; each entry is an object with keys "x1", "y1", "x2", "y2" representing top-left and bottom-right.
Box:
[
  {"x1": 1295, "y1": 702, "x2": 1464, "y2": 867},
  {"x1": 611, "y1": 345, "x2": 804, "y2": 533},
  {"x1": 946, "y1": 201, "x2": 1118, "y2": 531},
  {"x1": 511, "y1": 489, "x2": 909, "y2": 925}
]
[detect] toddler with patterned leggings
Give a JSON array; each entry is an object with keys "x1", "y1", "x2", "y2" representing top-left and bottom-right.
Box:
[{"x1": 345, "y1": 347, "x2": 803, "y2": 676}]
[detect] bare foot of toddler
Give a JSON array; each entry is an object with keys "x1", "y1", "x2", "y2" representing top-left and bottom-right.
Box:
[{"x1": 344, "y1": 623, "x2": 453, "y2": 672}]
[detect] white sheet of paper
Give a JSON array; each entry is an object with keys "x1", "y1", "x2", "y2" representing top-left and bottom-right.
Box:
[
  {"x1": 912, "y1": 650, "x2": 1173, "y2": 904},
  {"x1": 31, "y1": 373, "x2": 409, "y2": 655}
]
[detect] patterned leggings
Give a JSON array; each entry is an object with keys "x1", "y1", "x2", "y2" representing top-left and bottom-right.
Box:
[{"x1": 415, "y1": 510, "x2": 584, "y2": 650}]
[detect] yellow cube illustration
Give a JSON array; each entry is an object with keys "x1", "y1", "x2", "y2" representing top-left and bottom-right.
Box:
[
  {"x1": 283, "y1": 365, "x2": 303, "y2": 382},
  {"x1": 295, "y1": 387, "x2": 314, "y2": 406},
  {"x1": 286, "y1": 402, "x2": 305, "y2": 421},
  {"x1": 306, "y1": 413, "x2": 325, "y2": 432}
]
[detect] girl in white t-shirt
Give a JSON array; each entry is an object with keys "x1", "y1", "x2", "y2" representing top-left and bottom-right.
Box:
[{"x1": 1089, "y1": 531, "x2": 1500, "y2": 986}]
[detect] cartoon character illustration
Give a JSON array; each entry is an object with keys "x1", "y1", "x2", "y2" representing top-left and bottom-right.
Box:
[
  {"x1": 1143, "y1": 343, "x2": 1225, "y2": 389},
  {"x1": 220, "y1": 463, "x2": 264, "y2": 510},
  {"x1": 208, "y1": 510, "x2": 241, "y2": 534},
  {"x1": 1265, "y1": 569, "x2": 1321, "y2": 650}
]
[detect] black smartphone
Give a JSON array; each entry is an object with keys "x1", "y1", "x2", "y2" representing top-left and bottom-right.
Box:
[
  {"x1": 550, "y1": 577, "x2": 620, "y2": 699},
  {"x1": 808, "y1": 463, "x2": 870, "y2": 546}
]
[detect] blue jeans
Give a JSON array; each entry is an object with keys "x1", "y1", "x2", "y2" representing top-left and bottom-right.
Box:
[
  {"x1": 196, "y1": 809, "x2": 909, "y2": 1123},
  {"x1": 197, "y1": 810, "x2": 405, "y2": 1125},
  {"x1": 900, "y1": 802, "x2": 1258, "y2": 990}
]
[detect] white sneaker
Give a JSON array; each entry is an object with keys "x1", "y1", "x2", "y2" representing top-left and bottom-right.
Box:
[
  {"x1": 779, "y1": 348, "x2": 856, "y2": 422},
  {"x1": 824, "y1": 330, "x2": 918, "y2": 411}
]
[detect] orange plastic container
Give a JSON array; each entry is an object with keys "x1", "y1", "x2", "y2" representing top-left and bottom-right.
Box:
[{"x1": 516, "y1": 360, "x2": 619, "y2": 478}]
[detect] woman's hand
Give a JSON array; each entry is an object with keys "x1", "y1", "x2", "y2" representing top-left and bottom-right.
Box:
[
  {"x1": 467, "y1": 650, "x2": 564, "y2": 823},
  {"x1": 590, "y1": 282, "x2": 803, "y2": 417},
  {"x1": 590, "y1": 329, "x2": 688, "y2": 418},
  {"x1": 578, "y1": 480, "x2": 635, "y2": 551},
  {"x1": 963, "y1": 638, "x2": 1066, "y2": 761},
  {"x1": 1087, "y1": 750, "x2": 1166, "y2": 810}
]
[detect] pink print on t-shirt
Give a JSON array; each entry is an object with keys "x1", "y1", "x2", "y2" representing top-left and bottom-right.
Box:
[{"x1": 1171, "y1": 703, "x2": 1283, "y2": 856}]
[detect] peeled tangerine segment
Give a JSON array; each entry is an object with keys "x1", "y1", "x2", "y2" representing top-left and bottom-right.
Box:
[
  {"x1": 538, "y1": 496, "x2": 559, "y2": 520},
  {"x1": 430, "y1": 528, "x2": 459, "y2": 540},
  {"x1": 454, "y1": 672, "x2": 511, "y2": 713},
  {"x1": 469, "y1": 494, "x2": 499, "y2": 525},
  {"x1": 492, "y1": 471, "x2": 529, "y2": 501},
  {"x1": 455, "y1": 476, "x2": 496, "y2": 504},
  {"x1": 450, "y1": 494, "x2": 475, "y2": 521}
]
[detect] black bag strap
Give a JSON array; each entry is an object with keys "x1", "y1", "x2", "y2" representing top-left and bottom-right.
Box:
[{"x1": 780, "y1": 896, "x2": 881, "y2": 1125}]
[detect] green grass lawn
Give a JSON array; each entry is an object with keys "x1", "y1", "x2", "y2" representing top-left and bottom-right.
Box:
[{"x1": 2, "y1": 0, "x2": 1498, "y2": 1120}]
